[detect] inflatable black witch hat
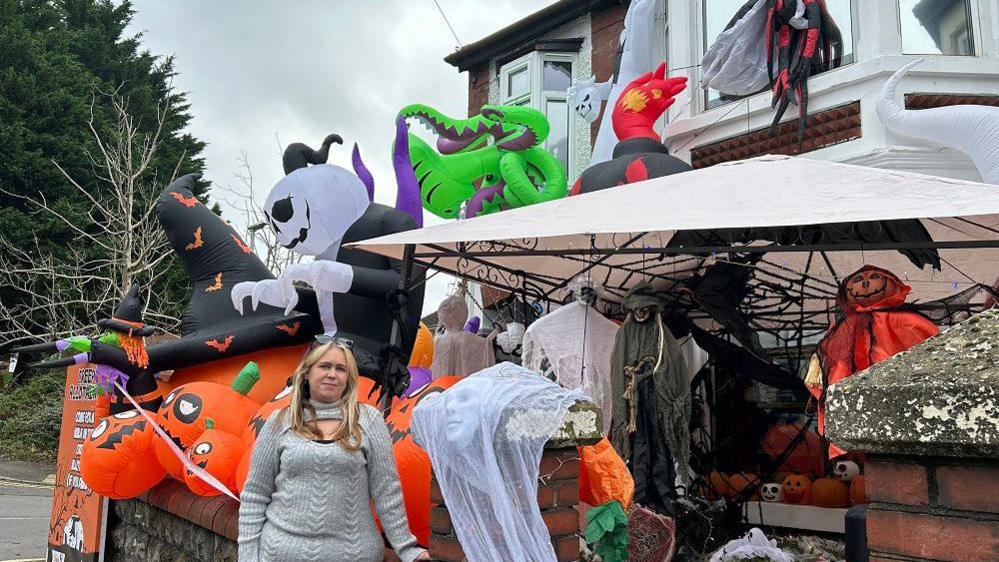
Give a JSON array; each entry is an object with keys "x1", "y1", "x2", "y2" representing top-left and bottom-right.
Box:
[
  {"x1": 144, "y1": 174, "x2": 324, "y2": 371},
  {"x1": 97, "y1": 283, "x2": 156, "y2": 337}
]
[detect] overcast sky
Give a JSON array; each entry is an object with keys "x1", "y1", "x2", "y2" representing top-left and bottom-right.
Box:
[{"x1": 127, "y1": 0, "x2": 557, "y2": 315}]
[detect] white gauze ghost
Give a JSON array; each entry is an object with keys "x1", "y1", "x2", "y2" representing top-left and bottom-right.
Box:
[{"x1": 231, "y1": 164, "x2": 370, "y2": 335}]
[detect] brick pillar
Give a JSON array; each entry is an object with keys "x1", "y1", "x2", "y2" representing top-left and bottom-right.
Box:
[
  {"x1": 428, "y1": 401, "x2": 602, "y2": 562},
  {"x1": 826, "y1": 310, "x2": 999, "y2": 562}
]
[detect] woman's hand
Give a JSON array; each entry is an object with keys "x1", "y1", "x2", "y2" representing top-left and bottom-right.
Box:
[{"x1": 415, "y1": 551, "x2": 431, "y2": 560}]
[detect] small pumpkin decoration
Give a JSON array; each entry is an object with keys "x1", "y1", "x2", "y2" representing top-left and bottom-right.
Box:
[
  {"x1": 760, "y1": 482, "x2": 783, "y2": 502},
  {"x1": 155, "y1": 362, "x2": 261, "y2": 480},
  {"x1": 782, "y1": 474, "x2": 813, "y2": 505},
  {"x1": 80, "y1": 409, "x2": 167, "y2": 499},
  {"x1": 844, "y1": 267, "x2": 903, "y2": 308},
  {"x1": 811, "y1": 477, "x2": 850, "y2": 508},
  {"x1": 761, "y1": 422, "x2": 824, "y2": 477},
  {"x1": 724, "y1": 472, "x2": 761, "y2": 500},
  {"x1": 184, "y1": 419, "x2": 245, "y2": 496},
  {"x1": 850, "y1": 475, "x2": 868, "y2": 505},
  {"x1": 708, "y1": 471, "x2": 733, "y2": 499}
]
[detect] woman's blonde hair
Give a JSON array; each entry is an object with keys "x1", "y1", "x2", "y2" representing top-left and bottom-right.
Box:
[{"x1": 284, "y1": 341, "x2": 363, "y2": 451}]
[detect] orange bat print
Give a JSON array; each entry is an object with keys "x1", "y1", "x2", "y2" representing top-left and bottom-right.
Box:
[
  {"x1": 231, "y1": 234, "x2": 252, "y2": 254},
  {"x1": 170, "y1": 191, "x2": 199, "y2": 208},
  {"x1": 276, "y1": 321, "x2": 301, "y2": 336},
  {"x1": 185, "y1": 227, "x2": 204, "y2": 251},
  {"x1": 205, "y1": 335, "x2": 234, "y2": 352},
  {"x1": 205, "y1": 272, "x2": 223, "y2": 292}
]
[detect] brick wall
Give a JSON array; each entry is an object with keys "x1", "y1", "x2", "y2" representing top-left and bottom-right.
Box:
[
  {"x1": 864, "y1": 459, "x2": 999, "y2": 562},
  {"x1": 467, "y1": 63, "x2": 491, "y2": 117},
  {"x1": 588, "y1": 3, "x2": 626, "y2": 140}
]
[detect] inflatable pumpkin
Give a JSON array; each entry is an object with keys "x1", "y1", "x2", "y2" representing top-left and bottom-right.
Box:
[
  {"x1": 850, "y1": 475, "x2": 868, "y2": 505},
  {"x1": 185, "y1": 420, "x2": 245, "y2": 496},
  {"x1": 761, "y1": 421, "x2": 824, "y2": 477},
  {"x1": 811, "y1": 477, "x2": 850, "y2": 508},
  {"x1": 80, "y1": 409, "x2": 167, "y2": 499},
  {"x1": 782, "y1": 474, "x2": 813, "y2": 505},
  {"x1": 155, "y1": 362, "x2": 261, "y2": 480},
  {"x1": 384, "y1": 376, "x2": 461, "y2": 545},
  {"x1": 708, "y1": 470, "x2": 733, "y2": 499},
  {"x1": 235, "y1": 383, "x2": 294, "y2": 493}
]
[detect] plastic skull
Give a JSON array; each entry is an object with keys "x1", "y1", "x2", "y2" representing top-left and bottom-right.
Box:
[
  {"x1": 760, "y1": 482, "x2": 783, "y2": 502},
  {"x1": 833, "y1": 460, "x2": 860, "y2": 482},
  {"x1": 262, "y1": 164, "x2": 369, "y2": 257}
]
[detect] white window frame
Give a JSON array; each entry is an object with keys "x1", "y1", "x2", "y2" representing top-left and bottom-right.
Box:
[{"x1": 498, "y1": 51, "x2": 578, "y2": 180}]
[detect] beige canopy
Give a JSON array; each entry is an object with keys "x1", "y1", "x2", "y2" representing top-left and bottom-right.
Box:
[{"x1": 349, "y1": 155, "x2": 999, "y2": 328}]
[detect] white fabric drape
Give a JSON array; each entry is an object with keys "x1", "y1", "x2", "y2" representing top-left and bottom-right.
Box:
[
  {"x1": 412, "y1": 363, "x2": 586, "y2": 562},
  {"x1": 522, "y1": 302, "x2": 618, "y2": 434}
]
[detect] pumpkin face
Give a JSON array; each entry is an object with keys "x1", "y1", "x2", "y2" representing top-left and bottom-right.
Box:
[
  {"x1": 155, "y1": 381, "x2": 259, "y2": 480},
  {"x1": 761, "y1": 483, "x2": 783, "y2": 502},
  {"x1": 811, "y1": 477, "x2": 850, "y2": 508},
  {"x1": 833, "y1": 460, "x2": 860, "y2": 482},
  {"x1": 184, "y1": 426, "x2": 245, "y2": 496},
  {"x1": 844, "y1": 268, "x2": 901, "y2": 307},
  {"x1": 850, "y1": 475, "x2": 868, "y2": 505},
  {"x1": 782, "y1": 474, "x2": 813, "y2": 505},
  {"x1": 80, "y1": 409, "x2": 167, "y2": 499}
]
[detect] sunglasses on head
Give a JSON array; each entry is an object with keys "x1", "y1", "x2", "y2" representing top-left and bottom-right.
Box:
[{"x1": 313, "y1": 334, "x2": 354, "y2": 349}]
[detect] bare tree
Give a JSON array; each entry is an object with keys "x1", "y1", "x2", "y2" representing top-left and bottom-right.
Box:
[
  {"x1": 0, "y1": 88, "x2": 185, "y2": 342},
  {"x1": 215, "y1": 152, "x2": 303, "y2": 273}
]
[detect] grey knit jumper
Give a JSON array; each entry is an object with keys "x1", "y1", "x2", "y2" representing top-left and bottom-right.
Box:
[{"x1": 238, "y1": 400, "x2": 425, "y2": 562}]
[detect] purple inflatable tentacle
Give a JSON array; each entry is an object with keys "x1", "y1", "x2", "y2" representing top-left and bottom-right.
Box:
[
  {"x1": 465, "y1": 182, "x2": 506, "y2": 218},
  {"x1": 464, "y1": 316, "x2": 481, "y2": 334},
  {"x1": 392, "y1": 115, "x2": 423, "y2": 227},
  {"x1": 351, "y1": 143, "x2": 375, "y2": 202}
]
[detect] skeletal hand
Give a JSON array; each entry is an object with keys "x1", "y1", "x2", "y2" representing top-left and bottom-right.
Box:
[{"x1": 231, "y1": 279, "x2": 298, "y2": 316}]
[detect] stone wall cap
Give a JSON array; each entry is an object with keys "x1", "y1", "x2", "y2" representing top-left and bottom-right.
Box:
[
  {"x1": 546, "y1": 400, "x2": 602, "y2": 449},
  {"x1": 826, "y1": 309, "x2": 999, "y2": 458}
]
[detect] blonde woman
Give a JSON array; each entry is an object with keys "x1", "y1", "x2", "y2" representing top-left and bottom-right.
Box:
[{"x1": 238, "y1": 340, "x2": 429, "y2": 561}]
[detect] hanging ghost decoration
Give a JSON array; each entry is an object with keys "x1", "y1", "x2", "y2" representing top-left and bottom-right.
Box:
[{"x1": 231, "y1": 135, "x2": 426, "y2": 397}]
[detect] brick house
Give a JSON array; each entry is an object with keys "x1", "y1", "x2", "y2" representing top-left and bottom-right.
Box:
[{"x1": 445, "y1": 0, "x2": 999, "y2": 181}]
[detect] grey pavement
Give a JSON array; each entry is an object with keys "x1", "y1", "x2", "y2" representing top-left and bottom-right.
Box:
[
  {"x1": 0, "y1": 481, "x2": 52, "y2": 561},
  {"x1": 0, "y1": 459, "x2": 54, "y2": 484}
]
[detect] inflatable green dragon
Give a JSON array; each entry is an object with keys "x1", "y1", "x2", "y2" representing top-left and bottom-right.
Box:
[{"x1": 398, "y1": 104, "x2": 568, "y2": 219}]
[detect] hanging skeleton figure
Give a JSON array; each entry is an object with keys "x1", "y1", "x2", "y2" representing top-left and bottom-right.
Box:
[
  {"x1": 609, "y1": 283, "x2": 691, "y2": 516},
  {"x1": 766, "y1": 0, "x2": 843, "y2": 141}
]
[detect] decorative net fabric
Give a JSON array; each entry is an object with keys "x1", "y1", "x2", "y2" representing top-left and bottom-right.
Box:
[
  {"x1": 431, "y1": 294, "x2": 495, "y2": 378},
  {"x1": 627, "y1": 504, "x2": 677, "y2": 562},
  {"x1": 412, "y1": 362, "x2": 586, "y2": 562},
  {"x1": 522, "y1": 302, "x2": 618, "y2": 434}
]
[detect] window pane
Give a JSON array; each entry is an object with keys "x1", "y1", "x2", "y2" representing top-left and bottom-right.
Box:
[
  {"x1": 703, "y1": 0, "x2": 855, "y2": 110},
  {"x1": 900, "y1": 0, "x2": 974, "y2": 55},
  {"x1": 507, "y1": 67, "x2": 529, "y2": 98},
  {"x1": 544, "y1": 99, "x2": 569, "y2": 173},
  {"x1": 543, "y1": 60, "x2": 573, "y2": 91}
]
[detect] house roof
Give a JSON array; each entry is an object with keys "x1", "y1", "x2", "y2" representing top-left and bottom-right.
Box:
[{"x1": 443, "y1": 0, "x2": 623, "y2": 72}]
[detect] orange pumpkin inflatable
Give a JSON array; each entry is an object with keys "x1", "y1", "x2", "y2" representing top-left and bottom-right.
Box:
[
  {"x1": 811, "y1": 477, "x2": 850, "y2": 508},
  {"x1": 384, "y1": 376, "x2": 461, "y2": 545},
  {"x1": 782, "y1": 474, "x2": 813, "y2": 505},
  {"x1": 761, "y1": 421, "x2": 824, "y2": 477},
  {"x1": 185, "y1": 421, "x2": 245, "y2": 496},
  {"x1": 80, "y1": 409, "x2": 167, "y2": 499},
  {"x1": 155, "y1": 362, "x2": 261, "y2": 480},
  {"x1": 850, "y1": 475, "x2": 868, "y2": 505}
]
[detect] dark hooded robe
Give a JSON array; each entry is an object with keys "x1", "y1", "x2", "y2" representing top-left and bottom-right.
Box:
[{"x1": 609, "y1": 283, "x2": 690, "y2": 514}]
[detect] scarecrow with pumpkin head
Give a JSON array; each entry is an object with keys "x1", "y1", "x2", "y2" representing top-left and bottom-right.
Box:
[{"x1": 808, "y1": 265, "x2": 939, "y2": 457}]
